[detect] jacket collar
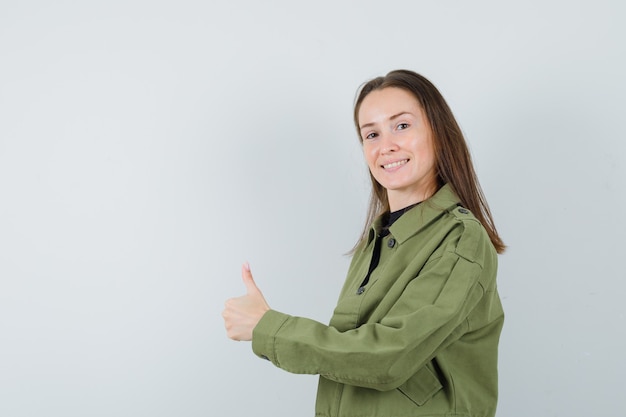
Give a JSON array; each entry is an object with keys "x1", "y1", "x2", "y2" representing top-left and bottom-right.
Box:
[{"x1": 368, "y1": 184, "x2": 461, "y2": 244}]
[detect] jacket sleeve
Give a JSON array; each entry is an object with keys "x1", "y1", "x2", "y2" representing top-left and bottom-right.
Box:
[{"x1": 251, "y1": 220, "x2": 497, "y2": 391}]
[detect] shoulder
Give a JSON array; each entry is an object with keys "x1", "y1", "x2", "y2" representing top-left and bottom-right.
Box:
[{"x1": 445, "y1": 205, "x2": 496, "y2": 269}]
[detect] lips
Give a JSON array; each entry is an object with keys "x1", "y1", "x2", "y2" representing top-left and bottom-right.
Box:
[{"x1": 382, "y1": 159, "x2": 409, "y2": 169}]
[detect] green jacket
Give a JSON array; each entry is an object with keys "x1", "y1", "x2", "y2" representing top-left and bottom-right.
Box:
[{"x1": 252, "y1": 184, "x2": 504, "y2": 417}]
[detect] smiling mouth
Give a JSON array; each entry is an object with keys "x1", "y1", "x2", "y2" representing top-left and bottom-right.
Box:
[{"x1": 382, "y1": 159, "x2": 409, "y2": 169}]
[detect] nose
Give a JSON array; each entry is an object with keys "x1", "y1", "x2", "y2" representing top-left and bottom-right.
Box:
[{"x1": 380, "y1": 131, "x2": 399, "y2": 154}]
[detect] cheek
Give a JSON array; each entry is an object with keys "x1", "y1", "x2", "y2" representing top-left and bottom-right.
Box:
[
  {"x1": 362, "y1": 146, "x2": 377, "y2": 168},
  {"x1": 421, "y1": 152, "x2": 438, "y2": 178},
  {"x1": 415, "y1": 140, "x2": 436, "y2": 165}
]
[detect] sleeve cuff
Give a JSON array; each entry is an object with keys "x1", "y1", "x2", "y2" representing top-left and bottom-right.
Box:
[{"x1": 251, "y1": 309, "x2": 290, "y2": 364}]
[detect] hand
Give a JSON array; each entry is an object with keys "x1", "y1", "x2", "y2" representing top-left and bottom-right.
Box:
[{"x1": 222, "y1": 262, "x2": 270, "y2": 341}]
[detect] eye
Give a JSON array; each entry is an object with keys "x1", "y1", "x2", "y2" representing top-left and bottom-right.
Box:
[
  {"x1": 397, "y1": 123, "x2": 409, "y2": 130},
  {"x1": 364, "y1": 132, "x2": 378, "y2": 140}
]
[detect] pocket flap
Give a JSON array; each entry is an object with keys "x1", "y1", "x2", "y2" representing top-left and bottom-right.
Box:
[{"x1": 397, "y1": 364, "x2": 443, "y2": 406}]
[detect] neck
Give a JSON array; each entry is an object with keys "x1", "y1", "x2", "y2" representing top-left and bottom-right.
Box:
[{"x1": 388, "y1": 190, "x2": 434, "y2": 212}]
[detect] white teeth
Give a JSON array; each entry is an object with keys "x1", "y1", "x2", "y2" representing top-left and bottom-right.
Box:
[{"x1": 383, "y1": 159, "x2": 408, "y2": 169}]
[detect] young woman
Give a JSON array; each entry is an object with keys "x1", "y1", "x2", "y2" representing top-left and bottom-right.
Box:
[{"x1": 222, "y1": 69, "x2": 505, "y2": 417}]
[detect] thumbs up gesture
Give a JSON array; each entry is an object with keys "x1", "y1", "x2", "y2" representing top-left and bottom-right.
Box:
[{"x1": 222, "y1": 262, "x2": 271, "y2": 341}]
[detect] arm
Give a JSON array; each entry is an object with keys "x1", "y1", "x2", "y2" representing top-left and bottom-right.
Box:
[{"x1": 252, "y1": 250, "x2": 490, "y2": 391}]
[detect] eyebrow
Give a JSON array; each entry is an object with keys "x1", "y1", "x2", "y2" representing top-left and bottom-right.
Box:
[{"x1": 359, "y1": 111, "x2": 413, "y2": 131}]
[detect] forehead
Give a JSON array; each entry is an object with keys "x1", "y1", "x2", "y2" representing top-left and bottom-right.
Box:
[{"x1": 358, "y1": 87, "x2": 422, "y2": 123}]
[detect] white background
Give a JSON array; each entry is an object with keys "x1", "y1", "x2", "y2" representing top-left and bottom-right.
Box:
[{"x1": 1, "y1": 1, "x2": 624, "y2": 416}]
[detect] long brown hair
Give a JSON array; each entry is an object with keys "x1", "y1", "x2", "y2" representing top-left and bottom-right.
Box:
[{"x1": 352, "y1": 69, "x2": 505, "y2": 254}]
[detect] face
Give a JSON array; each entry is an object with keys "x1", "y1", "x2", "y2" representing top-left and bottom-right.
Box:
[{"x1": 358, "y1": 87, "x2": 438, "y2": 211}]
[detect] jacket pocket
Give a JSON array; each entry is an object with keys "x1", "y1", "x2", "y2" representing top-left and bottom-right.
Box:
[{"x1": 396, "y1": 364, "x2": 443, "y2": 406}]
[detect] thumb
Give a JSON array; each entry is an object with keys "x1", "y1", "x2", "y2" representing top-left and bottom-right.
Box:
[{"x1": 241, "y1": 262, "x2": 260, "y2": 294}]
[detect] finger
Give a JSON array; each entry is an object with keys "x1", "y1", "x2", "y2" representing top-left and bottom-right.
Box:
[{"x1": 241, "y1": 262, "x2": 260, "y2": 294}]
